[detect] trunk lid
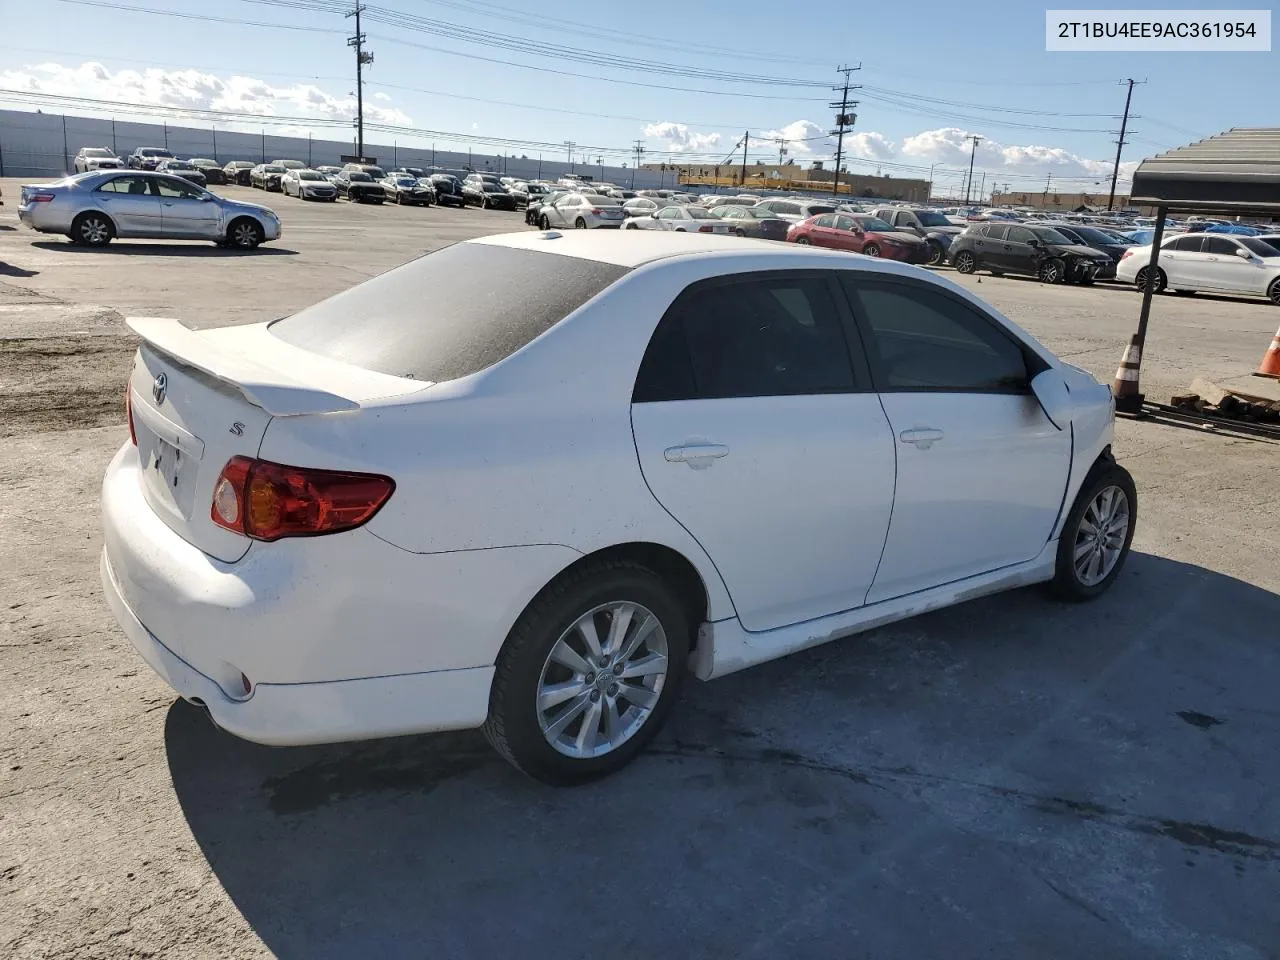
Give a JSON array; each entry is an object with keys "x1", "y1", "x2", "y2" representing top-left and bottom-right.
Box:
[{"x1": 125, "y1": 316, "x2": 426, "y2": 562}]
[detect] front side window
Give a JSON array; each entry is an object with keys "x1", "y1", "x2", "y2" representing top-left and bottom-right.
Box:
[
  {"x1": 154, "y1": 178, "x2": 204, "y2": 199},
  {"x1": 1203, "y1": 237, "x2": 1239, "y2": 256},
  {"x1": 1007, "y1": 226, "x2": 1036, "y2": 244},
  {"x1": 634, "y1": 275, "x2": 857, "y2": 402},
  {"x1": 843, "y1": 277, "x2": 1031, "y2": 393}
]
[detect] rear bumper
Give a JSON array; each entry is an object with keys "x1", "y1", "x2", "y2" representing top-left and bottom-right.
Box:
[
  {"x1": 99, "y1": 443, "x2": 578, "y2": 744},
  {"x1": 101, "y1": 549, "x2": 493, "y2": 745}
]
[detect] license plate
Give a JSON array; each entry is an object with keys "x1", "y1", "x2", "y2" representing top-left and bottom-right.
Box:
[{"x1": 151, "y1": 437, "x2": 183, "y2": 494}]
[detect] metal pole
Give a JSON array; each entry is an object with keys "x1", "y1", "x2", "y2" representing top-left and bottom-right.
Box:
[
  {"x1": 62, "y1": 114, "x2": 69, "y2": 172},
  {"x1": 979, "y1": 171, "x2": 986, "y2": 202},
  {"x1": 963, "y1": 135, "x2": 981, "y2": 204},
  {"x1": 1114, "y1": 204, "x2": 1167, "y2": 413},
  {"x1": 740, "y1": 130, "x2": 748, "y2": 187},
  {"x1": 927, "y1": 162, "x2": 935, "y2": 201},
  {"x1": 261, "y1": 129, "x2": 266, "y2": 163},
  {"x1": 1108, "y1": 78, "x2": 1136, "y2": 211},
  {"x1": 212, "y1": 125, "x2": 217, "y2": 163},
  {"x1": 163, "y1": 121, "x2": 168, "y2": 150},
  {"x1": 0, "y1": 129, "x2": 5, "y2": 177},
  {"x1": 394, "y1": 141, "x2": 398, "y2": 168},
  {"x1": 111, "y1": 118, "x2": 117, "y2": 156},
  {"x1": 307, "y1": 132, "x2": 312, "y2": 167},
  {"x1": 433, "y1": 143, "x2": 436, "y2": 166},
  {"x1": 537, "y1": 153, "x2": 541, "y2": 178},
  {"x1": 347, "y1": 4, "x2": 370, "y2": 158}
]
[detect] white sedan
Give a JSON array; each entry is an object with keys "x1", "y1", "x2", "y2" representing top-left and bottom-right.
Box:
[
  {"x1": 101, "y1": 232, "x2": 1134, "y2": 785},
  {"x1": 1117, "y1": 232, "x2": 1280, "y2": 304},
  {"x1": 623, "y1": 204, "x2": 733, "y2": 234}
]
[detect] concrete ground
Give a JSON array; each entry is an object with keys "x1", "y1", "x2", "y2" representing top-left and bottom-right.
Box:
[{"x1": 2, "y1": 181, "x2": 1278, "y2": 959}]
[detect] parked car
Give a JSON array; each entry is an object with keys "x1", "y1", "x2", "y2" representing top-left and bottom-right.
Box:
[
  {"x1": 189, "y1": 159, "x2": 228, "y2": 185},
  {"x1": 100, "y1": 231, "x2": 1132, "y2": 785},
  {"x1": 789, "y1": 213, "x2": 931, "y2": 264},
  {"x1": 272, "y1": 159, "x2": 307, "y2": 172},
  {"x1": 1116, "y1": 233, "x2": 1280, "y2": 303},
  {"x1": 463, "y1": 176, "x2": 516, "y2": 210},
  {"x1": 539, "y1": 192, "x2": 626, "y2": 229},
  {"x1": 949, "y1": 223, "x2": 1113, "y2": 284},
  {"x1": 342, "y1": 163, "x2": 388, "y2": 181},
  {"x1": 1255, "y1": 234, "x2": 1280, "y2": 257},
  {"x1": 73, "y1": 147, "x2": 124, "y2": 173},
  {"x1": 334, "y1": 171, "x2": 386, "y2": 204},
  {"x1": 1038, "y1": 222, "x2": 1134, "y2": 278},
  {"x1": 392, "y1": 167, "x2": 426, "y2": 179},
  {"x1": 315, "y1": 165, "x2": 344, "y2": 182},
  {"x1": 621, "y1": 197, "x2": 663, "y2": 218},
  {"x1": 752, "y1": 198, "x2": 839, "y2": 224},
  {"x1": 524, "y1": 182, "x2": 555, "y2": 208},
  {"x1": 504, "y1": 181, "x2": 532, "y2": 208},
  {"x1": 707, "y1": 205, "x2": 790, "y2": 241},
  {"x1": 427, "y1": 174, "x2": 466, "y2": 207},
  {"x1": 250, "y1": 164, "x2": 287, "y2": 192},
  {"x1": 526, "y1": 189, "x2": 573, "y2": 226},
  {"x1": 624, "y1": 204, "x2": 731, "y2": 234},
  {"x1": 155, "y1": 159, "x2": 207, "y2": 187},
  {"x1": 869, "y1": 206, "x2": 964, "y2": 266},
  {"x1": 281, "y1": 169, "x2": 338, "y2": 201},
  {"x1": 128, "y1": 147, "x2": 175, "y2": 171},
  {"x1": 382, "y1": 175, "x2": 436, "y2": 206},
  {"x1": 17, "y1": 171, "x2": 279, "y2": 249},
  {"x1": 223, "y1": 161, "x2": 256, "y2": 186}
]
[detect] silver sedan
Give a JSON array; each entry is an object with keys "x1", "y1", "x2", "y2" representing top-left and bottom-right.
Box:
[{"x1": 16, "y1": 170, "x2": 281, "y2": 249}]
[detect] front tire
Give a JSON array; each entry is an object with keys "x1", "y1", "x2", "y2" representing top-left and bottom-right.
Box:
[
  {"x1": 794, "y1": 236, "x2": 810, "y2": 245},
  {"x1": 227, "y1": 217, "x2": 264, "y2": 250},
  {"x1": 575, "y1": 218, "x2": 587, "y2": 229},
  {"x1": 71, "y1": 213, "x2": 114, "y2": 247},
  {"x1": 483, "y1": 559, "x2": 690, "y2": 786},
  {"x1": 862, "y1": 242, "x2": 881, "y2": 257},
  {"x1": 539, "y1": 215, "x2": 551, "y2": 231},
  {"x1": 953, "y1": 250, "x2": 976, "y2": 273},
  {"x1": 1039, "y1": 258, "x2": 1066, "y2": 284},
  {"x1": 1266, "y1": 278, "x2": 1280, "y2": 306},
  {"x1": 1051, "y1": 462, "x2": 1137, "y2": 602}
]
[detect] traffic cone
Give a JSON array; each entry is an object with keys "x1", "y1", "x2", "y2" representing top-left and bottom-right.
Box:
[
  {"x1": 1111, "y1": 335, "x2": 1144, "y2": 411},
  {"x1": 1254, "y1": 323, "x2": 1280, "y2": 380}
]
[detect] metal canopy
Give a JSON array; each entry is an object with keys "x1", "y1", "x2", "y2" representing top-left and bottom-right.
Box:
[{"x1": 1129, "y1": 128, "x2": 1280, "y2": 215}]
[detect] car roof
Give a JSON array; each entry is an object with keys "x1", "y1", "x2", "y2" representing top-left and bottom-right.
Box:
[{"x1": 470, "y1": 229, "x2": 909, "y2": 268}]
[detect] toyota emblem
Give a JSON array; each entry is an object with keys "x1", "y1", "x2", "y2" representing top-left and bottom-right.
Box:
[{"x1": 152, "y1": 372, "x2": 168, "y2": 405}]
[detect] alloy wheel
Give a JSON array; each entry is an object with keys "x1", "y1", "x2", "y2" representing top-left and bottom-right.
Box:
[
  {"x1": 862, "y1": 243, "x2": 881, "y2": 257},
  {"x1": 536, "y1": 601, "x2": 669, "y2": 760},
  {"x1": 79, "y1": 216, "x2": 110, "y2": 245},
  {"x1": 954, "y1": 251, "x2": 975, "y2": 273},
  {"x1": 231, "y1": 221, "x2": 260, "y2": 248},
  {"x1": 1072, "y1": 485, "x2": 1130, "y2": 587},
  {"x1": 1040, "y1": 260, "x2": 1063, "y2": 283}
]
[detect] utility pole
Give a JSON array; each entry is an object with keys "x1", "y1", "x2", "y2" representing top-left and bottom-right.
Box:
[
  {"x1": 346, "y1": 3, "x2": 373, "y2": 158},
  {"x1": 564, "y1": 140, "x2": 575, "y2": 171},
  {"x1": 632, "y1": 139, "x2": 645, "y2": 188},
  {"x1": 979, "y1": 171, "x2": 986, "y2": 203},
  {"x1": 927, "y1": 162, "x2": 936, "y2": 201},
  {"x1": 1108, "y1": 78, "x2": 1143, "y2": 210},
  {"x1": 774, "y1": 137, "x2": 788, "y2": 166},
  {"x1": 829, "y1": 64, "x2": 861, "y2": 200},
  {"x1": 739, "y1": 130, "x2": 749, "y2": 186},
  {"x1": 212, "y1": 125, "x2": 218, "y2": 163},
  {"x1": 963, "y1": 134, "x2": 983, "y2": 204}
]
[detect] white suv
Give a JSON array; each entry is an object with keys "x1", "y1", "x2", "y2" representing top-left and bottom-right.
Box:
[
  {"x1": 1117, "y1": 233, "x2": 1280, "y2": 304},
  {"x1": 73, "y1": 147, "x2": 124, "y2": 173}
]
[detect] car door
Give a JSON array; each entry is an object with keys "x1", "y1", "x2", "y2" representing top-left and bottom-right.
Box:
[
  {"x1": 630, "y1": 271, "x2": 897, "y2": 632},
  {"x1": 92, "y1": 175, "x2": 163, "y2": 237},
  {"x1": 998, "y1": 225, "x2": 1037, "y2": 274},
  {"x1": 969, "y1": 224, "x2": 999, "y2": 266},
  {"x1": 1194, "y1": 236, "x2": 1260, "y2": 293},
  {"x1": 1155, "y1": 234, "x2": 1201, "y2": 286},
  {"x1": 831, "y1": 214, "x2": 864, "y2": 251},
  {"x1": 840, "y1": 274, "x2": 1071, "y2": 603},
  {"x1": 154, "y1": 177, "x2": 220, "y2": 239},
  {"x1": 548, "y1": 196, "x2": 578, "y2": 227},
  {"x1": 892, "y1": 211, "x2": 923, "y2": 237}
]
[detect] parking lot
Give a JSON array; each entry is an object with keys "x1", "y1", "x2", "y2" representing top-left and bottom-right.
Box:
[{"x1": 2, "y1": 179, "x2": 1279, "y2": 959}]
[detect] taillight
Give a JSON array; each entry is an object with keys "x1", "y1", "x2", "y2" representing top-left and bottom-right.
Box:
[
  {"x1": 210, "y1": 457, "x2": 394, "y2": 541},
  {"x1": 590, "y1": 208, "x2": 603, "y2": 215},
  {"x1": 125, "y1": 385, "x2": 137, "y2": 446},
  {"x1": 1120, "y1": 250, "x2": 1133, "y2": 260},
  {"x1": 28, "y1": 191, "x2": 55, "y2": 203}
]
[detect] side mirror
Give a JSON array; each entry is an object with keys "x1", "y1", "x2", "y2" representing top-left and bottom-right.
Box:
[
  {"x1": 1234, "y1": 247, "x2": 1252, "y2": 259},
  {"x1": 1030, "y1": 370, "x2": 1071, "y2": 431}
]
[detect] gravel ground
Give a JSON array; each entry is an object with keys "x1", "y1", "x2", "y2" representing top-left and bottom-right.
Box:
[{"x1": 2, "y1": 182, "x2": 1278, "y2": 959}]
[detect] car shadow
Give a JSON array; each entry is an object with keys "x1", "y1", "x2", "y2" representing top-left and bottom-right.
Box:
[
  {"x1": 30, "y1": 242, "x2": 299, "y2": 257},
  {"x1": 166, "y1": 552, "x2": 1280, "y2": 959},
  {"x1": 0, "y1": 263, "x2": 38, "y2": 277}
]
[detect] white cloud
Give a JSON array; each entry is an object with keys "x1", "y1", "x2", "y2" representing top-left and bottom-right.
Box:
[
  {"x1": 0, "y1": 61, "x2": 412, "y2": 126},
  {"x1": 899, "y1": 126, "x2": 1137, "y2": 187},
  {"x1": 642, "y1": 121, "x2": 721, "y2": 153},
  {"x1": 756, "y1": 119, "x2": 829, "y2": 155},
  {"x1": 373, "y1": 91, "x2": 392, "y2": 101}
]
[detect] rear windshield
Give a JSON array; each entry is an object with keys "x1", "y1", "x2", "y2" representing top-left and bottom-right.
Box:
[{"x1": 269, "y1": 243, "x2": 629, "y2": 383}]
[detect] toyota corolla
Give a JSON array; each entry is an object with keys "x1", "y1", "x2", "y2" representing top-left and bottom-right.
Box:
[{"x1": 100, "y1": 231, "x2": 1135, "y2": 785}]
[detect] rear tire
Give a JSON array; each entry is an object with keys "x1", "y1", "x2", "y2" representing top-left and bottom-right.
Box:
[
  {"x1": 794, "y1": 236, "x2": 810, "y2": 245},
  {"x1": 1051, "y1": 462, "x2": 1137, "y2": 602},
  {"x1": 482, "y1": 559, "x2": 691, "y2": 786},
  {"x1": 953, "y1": 250, "x2": 976, "y2": 273},
  {"x1": 1134, "y1": 266, "x2": 1167, "y2": 294},
  {"x1": 71, "y1": 213, "x2": 114, "y2": 247},
  {"x1": 926, "y1": 241, "x2": 945, "y2": 266},
  {"x1": 575, "y1": 218, "x2": 587, "y2": 229}
]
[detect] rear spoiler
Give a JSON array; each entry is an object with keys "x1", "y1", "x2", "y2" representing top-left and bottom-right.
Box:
[{"x1": 126, "y1": 316, "x2": 360, "y2": 417}]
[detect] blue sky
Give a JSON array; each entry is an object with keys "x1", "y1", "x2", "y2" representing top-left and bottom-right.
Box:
[{"x1": 0, "y1": 0, "x2": 1273, "y2": 191}]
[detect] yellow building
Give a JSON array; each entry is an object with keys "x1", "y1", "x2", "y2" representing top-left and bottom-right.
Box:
[{"x1": 643, "y1": 160, "x2": 931, "y2": 202}]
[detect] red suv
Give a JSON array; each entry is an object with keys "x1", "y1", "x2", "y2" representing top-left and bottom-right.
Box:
[{"x1": 788, "y1": 212, "x2": 931, "y2": 264}]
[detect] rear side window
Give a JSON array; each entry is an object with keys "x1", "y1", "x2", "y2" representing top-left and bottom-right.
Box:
[
  {"x1": 842, "y1": 277, "x2": 1033, "y2": 393},
  {"x1": 983, "y1": 224, "x2": 1009, "y2": 241},
  {"x1": 633, "y1": 275, "x2": 857, "y2": 402},
  {"x1": 270, "y1": 244, "x2": 628, "y2": 383},
  {"x1": 1168, "y1": 235, "x2": 1204, "y2": 252}
]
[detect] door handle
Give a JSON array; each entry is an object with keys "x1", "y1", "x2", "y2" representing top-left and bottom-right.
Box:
[
  {"x1": 899, "y1": 428, "x2": 944, "y2": 450},
  {"x1": 664, "y1": 443, "x2": 729, "y2": 467}
]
